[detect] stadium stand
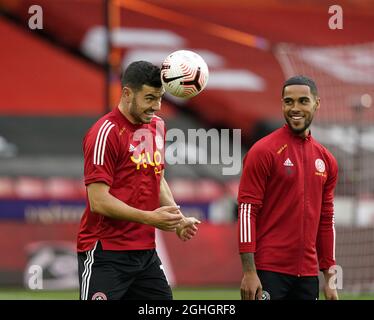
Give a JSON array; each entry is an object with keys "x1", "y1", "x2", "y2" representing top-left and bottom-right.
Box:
[{"x1": 0, "y1": 0, "x2": 374, "y2": 293}]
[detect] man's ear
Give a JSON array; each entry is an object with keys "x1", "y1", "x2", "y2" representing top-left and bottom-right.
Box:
[
  {"x1": 122, "y1": 87, "x2": 133, "y2": 103},
  {"x1": 315, "y1": 97, "x2": 321, "y2": 111}
]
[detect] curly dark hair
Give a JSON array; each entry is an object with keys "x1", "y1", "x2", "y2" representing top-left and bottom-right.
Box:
[{"x1": 121, "y1": 61, "x2": 162, "y2": 91}]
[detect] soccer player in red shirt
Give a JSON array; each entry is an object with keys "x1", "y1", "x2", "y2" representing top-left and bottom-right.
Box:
[
  {"x1": 238, "y1": 76, "x2": 339, "y2": 300},
  {"x1": 77, "y1": 61, "x2": 200, "y2": 300}
]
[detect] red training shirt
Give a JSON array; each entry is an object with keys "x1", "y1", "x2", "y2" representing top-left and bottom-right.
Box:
[
  {"x1": 238, "y1": 124, "x2": 338, "y2": 276},
  {"x1": 77, "y1": 107, "x2": 165, "y2": 252}
]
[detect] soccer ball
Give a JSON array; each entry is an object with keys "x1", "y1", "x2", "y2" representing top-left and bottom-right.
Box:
[{"x1": 160, "y1": 50, "x2": 209, "y2": 98}]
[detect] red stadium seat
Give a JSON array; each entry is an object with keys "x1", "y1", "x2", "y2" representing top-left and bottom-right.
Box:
[
  {"x1": 167, "y1": 179, "x2": 196, "y2": 202},
  {"x1": 194, "y1": 179, "x2": 224, "y2": 202},
  {"x1": 167, "y1": 178, "x2": 225, "y2": 203},
  {"x1": 44, "y1": 177, "x2": 82, "y2": 200},
  {"x1": 224, "y1": 179, "x2": 240, "y2": 199},
  {"x1": 13, "y1": 177, "x2": 47, "y2": 199},
  {"x1": 0, "y1": 177, "x2": 15, "y2": 198}
]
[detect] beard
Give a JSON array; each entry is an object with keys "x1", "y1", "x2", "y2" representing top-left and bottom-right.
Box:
[
  {"x1": 129, "y1": 98, "x2": 154, "y2": 124},
  {"x1": 285, "y1": 114, "x2": 314, "y2": 135},
  {"x1": 129, "y1": 98, "x2": 143, "y2": 123}
]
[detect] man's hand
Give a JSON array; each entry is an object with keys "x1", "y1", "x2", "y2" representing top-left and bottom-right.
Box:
[
  {"x1": 148, "y1": 206, "x2": 184, "y2": 231},
  {"x1": 323, "y1": 284, "x2": 339, "y2": 300},
  {"x1": 176, "y1": 217, "x2": 201, "y2": 241},
  {"x1": 240, "y1": 271, "x2": 263, "y2": 300},
  {"x1": 322, "y1": 269, "x2": 339, "y2": 300}
]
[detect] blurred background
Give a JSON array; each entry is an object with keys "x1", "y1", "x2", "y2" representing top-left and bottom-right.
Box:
[{"x1": 0, "y1": 0, "x2": 374, "y2": 299}]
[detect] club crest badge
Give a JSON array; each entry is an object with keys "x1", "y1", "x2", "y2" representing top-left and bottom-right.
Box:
[
  {"x1": 315, "y1": 159, "x2": 325, "y2": 173},
  {"x1": 92, "y1": 292, "x2": 107, "y2": 300}
]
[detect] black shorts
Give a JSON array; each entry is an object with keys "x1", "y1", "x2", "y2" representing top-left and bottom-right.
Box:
[
  {"x1": 77, "y1": 241, "x2": 173, "y2": 300},
  {"x1": 257, "y1": 270, "x2": 319, "y2": 300}
]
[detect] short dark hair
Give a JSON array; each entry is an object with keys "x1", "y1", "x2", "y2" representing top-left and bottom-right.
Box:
[
  {"x1": 121, "y1": 61, "x2": 162, "y2": 91},
  {"x1": 282, "y1": 75, "x2": 318, "y2": 98}
]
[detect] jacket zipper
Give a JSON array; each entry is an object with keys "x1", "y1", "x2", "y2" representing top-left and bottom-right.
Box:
[{"x1": 299, "y1": 141, "x2": 307, "y2": 277}]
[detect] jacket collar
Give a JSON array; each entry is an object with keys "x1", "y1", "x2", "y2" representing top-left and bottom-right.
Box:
[{"x1": 283, "y1": 124, "x2": 311, "y2": 142}]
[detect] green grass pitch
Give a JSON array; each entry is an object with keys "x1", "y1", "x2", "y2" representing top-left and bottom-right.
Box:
[{"x1": 0, "y1": 287, "x2": 373, "y2": 300}]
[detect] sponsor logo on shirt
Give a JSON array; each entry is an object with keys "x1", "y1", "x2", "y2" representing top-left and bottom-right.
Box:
[
  {"x1": 130, "y1": 150, "x2": 163, "y2": 174},
  {"x1": 277, "y1": 144, "x2": 288, "y2": 154},
  {"x1": 283, "y1": 158, "x2": 294, "y2": 166},
  {"x1": 283, "y1": 158, "x2": 294, "y2": 175}
]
